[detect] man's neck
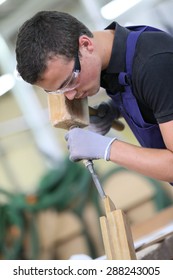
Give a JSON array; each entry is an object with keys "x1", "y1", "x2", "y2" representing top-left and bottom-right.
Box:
[{"x1": 93, "y1": 29, "x2": 115, "y2": 70}]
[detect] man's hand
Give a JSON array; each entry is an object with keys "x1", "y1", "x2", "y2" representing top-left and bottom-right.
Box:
[
  {"x1": 65, "y1": 128, "x2": 116, "y2": 162},
  {"x1": 88, "y1": 99, "x2": 120, "y2": 135}
]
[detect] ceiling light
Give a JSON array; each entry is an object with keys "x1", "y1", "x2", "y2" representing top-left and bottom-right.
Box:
[
  {"x1": 0, "y1": 0, "x2": 7, "y2": 5},
  {"x1": 101, "y1": 0, "x2": 142, "y2": 20},
  {"x1": 0, "y1": 74, "x2": 15, "y2": 96}
]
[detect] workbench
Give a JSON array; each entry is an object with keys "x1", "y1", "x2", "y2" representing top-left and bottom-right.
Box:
[{"x1": 132, "y1": 206, "x2": 173, "y2": 260}]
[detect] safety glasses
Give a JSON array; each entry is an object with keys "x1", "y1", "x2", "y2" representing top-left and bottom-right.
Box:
[{"x1": 45, "y1": 53, "x2": 81, "y2": 95}]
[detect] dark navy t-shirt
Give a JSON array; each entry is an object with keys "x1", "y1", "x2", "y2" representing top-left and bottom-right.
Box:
[{"x1": 101, "y1": 22, "x2": 173, "y2": 124}]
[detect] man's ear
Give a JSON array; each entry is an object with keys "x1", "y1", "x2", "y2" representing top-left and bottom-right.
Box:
[{"x1": 78, "y1": 35, "x2": 94, "y2": 51}]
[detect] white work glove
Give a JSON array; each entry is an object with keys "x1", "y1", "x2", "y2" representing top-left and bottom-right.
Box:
[
  {"x1": 88, "y1": 99, "x2": 120, "y2": 135},
  {"x1": 65, "y1": 128, "x2": 117, "y2": 162}
]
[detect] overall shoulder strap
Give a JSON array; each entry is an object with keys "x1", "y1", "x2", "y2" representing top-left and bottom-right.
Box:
[
  {"x1": 118, "y1": 25, "x2": 163, "y2": 86},
  {"x1": 126, "y1": 25, "x2": 163, "y2": 74}
]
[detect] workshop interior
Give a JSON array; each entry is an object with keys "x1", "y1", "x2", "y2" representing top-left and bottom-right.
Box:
[{"x1": 0, "y1": 0, "x2": 173, "y2": 260}]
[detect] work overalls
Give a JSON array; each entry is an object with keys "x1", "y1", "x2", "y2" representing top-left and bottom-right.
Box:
[{"x1": 107, "y1": 26, "x2": 173, "y2": 185}]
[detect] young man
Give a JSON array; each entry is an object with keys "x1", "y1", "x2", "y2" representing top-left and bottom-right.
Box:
[{"x1": 16, "y1": 10, "x2": 173, "y2": 184}]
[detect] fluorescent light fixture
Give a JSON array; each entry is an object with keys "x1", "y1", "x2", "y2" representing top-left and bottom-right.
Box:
[
  {"x1": 0, "y1": 74, "x2": 15, "y2": 96},
  {"x1": 0, "y1": 0, "x2": 7, "y2": 5},
  {"x1": 101, "y1": 0, "x2": 142, "y2": 20}
]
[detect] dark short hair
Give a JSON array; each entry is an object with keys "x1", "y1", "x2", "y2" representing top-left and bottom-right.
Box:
[{"x1": 15, "y1": 10, "x2": 93, "y2": 84}]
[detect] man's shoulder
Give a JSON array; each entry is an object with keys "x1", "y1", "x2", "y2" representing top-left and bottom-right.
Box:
[{"x1": 137, "y1": 29, "x2": 173, "y2": 53}]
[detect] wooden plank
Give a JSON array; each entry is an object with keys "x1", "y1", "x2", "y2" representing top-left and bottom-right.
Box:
[
  {"x1": 132, "y1": 206, "x2": 173, "y2": 240},
  {"x1": 131, "y1": 206, "x2": 173, "y2": 259},
  {"x1": 47, "y1": 94, "x2": 89, "y2": 129},
  {"x1": 100, "y1": 216, "x2": 115, "y2": 259},
  {"x1": 103, "y1": 195, "x2": 116, "y2": 213},
  {"x1": 100, "y1": 196, "x2": 136, "y2": 260}
]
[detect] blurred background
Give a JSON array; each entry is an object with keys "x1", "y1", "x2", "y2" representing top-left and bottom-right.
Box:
[{"x1": 0, "y1": 0, "x2": 173, "y2": 260}]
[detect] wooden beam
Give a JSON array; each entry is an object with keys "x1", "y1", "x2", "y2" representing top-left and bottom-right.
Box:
[{"x1": 100, "y1": 196, "x2": 136, "y2": 260}]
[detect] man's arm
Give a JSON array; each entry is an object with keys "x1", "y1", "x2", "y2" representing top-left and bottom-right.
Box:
[
  {"x1": 65, "y1": 120, "x2": 173, "y2": 183},
  {"x1": 109, "y1": 126, "x2": 173, "y2": 182},
  {"x1": 109, "y1": 120, "x2": 173, "y2": 182}
]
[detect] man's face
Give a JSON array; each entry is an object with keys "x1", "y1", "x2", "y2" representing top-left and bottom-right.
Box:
[
  {"x1": 36, "y1": 52, "x2": 101, "y2": 100},
  {"x1": 35, "y1": 35, "x2": 102, "y2": 100}
]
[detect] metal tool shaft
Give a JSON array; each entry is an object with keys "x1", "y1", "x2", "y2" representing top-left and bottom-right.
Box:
[
  {"x1": 83, "y1": 159, "x2": 106, "y2": 199},
  {"x1": 69, "y1": 126, "x2": 106, "y2": 199}
]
